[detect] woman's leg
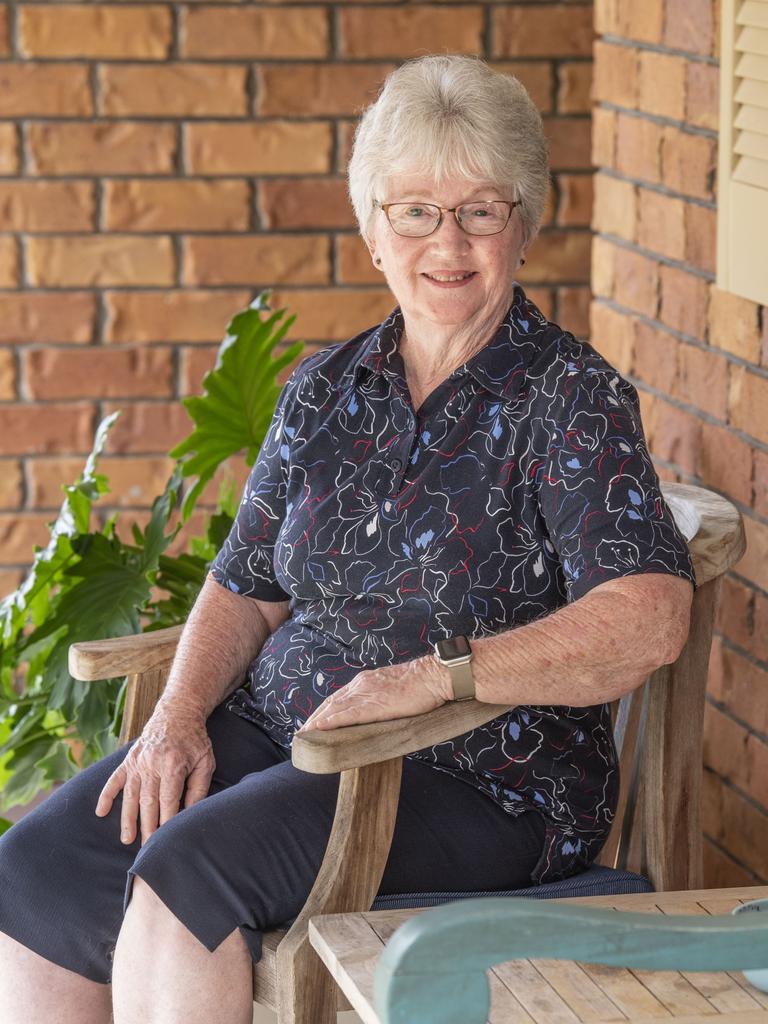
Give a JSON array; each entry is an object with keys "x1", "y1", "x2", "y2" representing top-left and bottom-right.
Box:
[
  {"x1": 112, "y1": 878, "x2": 253, "y2": 1024},
  {"x1": 0, "y1": 703, "x2": 288, "y2": 1024},
  {"x1": 0, "y1": 931, "x2": 112, "y2": 1024},
  {"x1": 110, "y1": 752, "x2": 545, "y2": 1024}
]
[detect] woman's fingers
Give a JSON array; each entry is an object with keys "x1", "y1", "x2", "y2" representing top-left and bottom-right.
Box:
[
  {"x1": 139, "y1": 787, "x2": 162, "y2": 845},
  {"x1": 158, "y1": 765, "x2": 187, "y2": 826},
  {"x1": 120, "y1": 777, "x2": 142, "y2": 845},
  {"x1": 183, "y1": 759, "x2": 213, "y2": 809},
  {"x1": 95, "y1": 763, "x2": 128, "y2": 818}
]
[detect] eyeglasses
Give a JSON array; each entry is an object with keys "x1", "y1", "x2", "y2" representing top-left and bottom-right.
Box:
[{"x1": 375, "y1": 199, "x2": 520, "y2": 237}]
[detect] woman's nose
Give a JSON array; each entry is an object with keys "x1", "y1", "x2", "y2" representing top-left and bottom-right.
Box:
[{"x1": 430, "y1": 212, "x2": 471, "y2": 249}]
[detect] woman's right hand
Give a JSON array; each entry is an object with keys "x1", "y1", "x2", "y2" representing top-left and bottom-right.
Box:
[{"x1": 95, "y1": 700, "x2": 216, "y2": 846}]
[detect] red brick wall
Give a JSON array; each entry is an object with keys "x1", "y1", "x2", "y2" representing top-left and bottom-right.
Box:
[
  {"x1": 592, "y1": 0, "x2": 768, "y2": 884},
  {"x1": 0, "y1": 2, "x2": 594, "y2": 592}
]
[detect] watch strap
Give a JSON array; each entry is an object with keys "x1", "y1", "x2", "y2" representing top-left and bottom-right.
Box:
[{"x1": 448, "y1": 658, "x2": 475, "y2": 701}]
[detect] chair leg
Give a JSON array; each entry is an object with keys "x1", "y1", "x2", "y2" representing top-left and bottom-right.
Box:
[
  {"x1": 642, "y1": 578, "x2": 717, "y2": 890},
  {"x1": 275, "y1": 757, "x2": 403, "y2": 1024}
]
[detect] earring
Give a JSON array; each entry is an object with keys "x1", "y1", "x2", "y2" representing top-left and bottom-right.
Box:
[
  {"x1": 520, "y1": 258, "x2": 526, "y2": 266},
  {"x1": 375, "y1": 257, "x2": 382, "y2": 266}
]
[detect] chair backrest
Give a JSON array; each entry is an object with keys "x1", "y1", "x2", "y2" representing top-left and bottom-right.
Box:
[{"x1": 596, "y1": 482, "x2": 745, "y2": 890}]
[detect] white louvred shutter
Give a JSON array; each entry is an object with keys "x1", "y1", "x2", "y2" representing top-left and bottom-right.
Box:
[{"x1": 717, "y1": 0, "x2": 768, "y2": 304}]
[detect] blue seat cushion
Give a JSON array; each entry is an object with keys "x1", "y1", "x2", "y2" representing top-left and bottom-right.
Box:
[{"x1": 369, "y1": 864, "x2": 653, "y2": 911}]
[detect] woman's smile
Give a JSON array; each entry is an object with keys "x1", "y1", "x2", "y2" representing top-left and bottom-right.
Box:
[{"x1": 422, "y1": 270, "x2": 478, "y2": 287}]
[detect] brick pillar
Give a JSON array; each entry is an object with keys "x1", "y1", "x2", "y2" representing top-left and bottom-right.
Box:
[{"x1": 591, "y1": 0, "x2": 768, "y2": 885}]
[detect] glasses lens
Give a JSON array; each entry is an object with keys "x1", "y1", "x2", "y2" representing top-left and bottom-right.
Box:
[
  {"x1": 457, "y1": 202, "x2": 511, "y2": 235},
  {"x1": 385, "y1": 203, "x2": 441, "y2": 236}
]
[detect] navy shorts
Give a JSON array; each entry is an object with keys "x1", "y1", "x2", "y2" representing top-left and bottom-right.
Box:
[{"x1": 0, "y1": 702, "x2": 546, "y2": 984}]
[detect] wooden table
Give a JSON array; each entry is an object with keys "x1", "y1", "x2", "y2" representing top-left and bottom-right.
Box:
[{"x1": 309, "y1": 886, "x2": 768, "y2": 1023}]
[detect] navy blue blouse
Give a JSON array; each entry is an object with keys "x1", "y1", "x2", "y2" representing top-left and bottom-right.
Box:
[{"x1": 211, "y1": 284, "x2": 695, "y2": 884}]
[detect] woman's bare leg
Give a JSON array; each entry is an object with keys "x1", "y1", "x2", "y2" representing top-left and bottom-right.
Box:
[
  {"x1": 0, "y1": 930, "x2": 112, "y2": 1024},
  {"x1": 112, "y1": 877, "x2": 253, "y2": 1024}
]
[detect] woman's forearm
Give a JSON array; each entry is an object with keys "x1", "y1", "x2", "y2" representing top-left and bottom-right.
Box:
[
  {"x1": 155, "y1": 574, "x2": 290, "y2": 721},
  {"x1": 425, "y1": 573, "x2": 694, "y2": 708}
]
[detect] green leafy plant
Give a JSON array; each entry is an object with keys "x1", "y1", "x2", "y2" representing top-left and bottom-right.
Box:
[{"x1": 0, "y1": 293, "x2": 303, "y2": 813}]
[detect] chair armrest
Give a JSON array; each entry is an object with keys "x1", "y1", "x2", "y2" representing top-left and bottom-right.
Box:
[
  {"x1": 68, "y1": 625, "x2": 183, "y2": 681},
  {"x1": 291, "y1": 698, "x2": 512, "y2": 774}
]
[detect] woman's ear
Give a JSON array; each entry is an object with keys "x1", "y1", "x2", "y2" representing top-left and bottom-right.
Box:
[{"x1": 365, "y1": 238, "x2": 383, "y2": 270}]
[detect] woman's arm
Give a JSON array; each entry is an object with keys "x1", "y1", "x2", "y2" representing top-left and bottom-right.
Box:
[
  {"x1": 444, "y1": 572, "x2": 693, "y2": 707},
  {"x1": 297, "y1": 572, "x2": 693, "y2": 732},
  {"x1": 155, "y1": 574, "x2": 290, "y2": 720},
  {"x1": 96, "y1": 574, "x2": 290, "y2": 844}
]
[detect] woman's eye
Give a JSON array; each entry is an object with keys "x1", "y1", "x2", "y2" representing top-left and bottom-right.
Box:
[{"x1": 406, "y1": 206, "x2": 427, "y2": 217}]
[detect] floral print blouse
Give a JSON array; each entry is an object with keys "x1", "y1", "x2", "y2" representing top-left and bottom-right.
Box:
[{"x1": 211, "y1": 284, "x2": 695, "y2": 884}]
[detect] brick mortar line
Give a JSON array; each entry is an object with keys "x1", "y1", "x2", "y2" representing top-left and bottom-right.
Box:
[
  {"x1": 649, "y1": 450, "x2": 768, "y2": 545},
  {"x1": 90, "y1": 61, "x2": 100, "y2": 118},
  {"x1": 709, "y1": 666, "x2": 768, "y2": 738},
  {"x1": 0, "y1": 113, "x2": 594, "y2": 124},
  {"x1": 596, "y1": 168, "x2": 717, "y2": 210},
  {"x1": 481, "y1": 4, "x2": 492, "y2": 61},
  {"x1": 7, "y1": 0, "x2": 17, "y2": 61},
  {"x1": 595, "y1": 100, "x2": 719, "y2": 139},
  {"x1": 329, "y1": 5, "x2": 339, "y2": 61},
  {"x1": 170, "y1": 3, "x2": 181, "y2": 62},
  {"x1": 703, "y1": 764, "x2": 768, "y2": 822},
  {"x1": 595, "y1": 231, "x2": 716, "y2": 282},
  {"x1": 701, "y1": 832, "x2": 766, "y2": 885},
  {"x1": 246, "y1": 61, "x2": 258, "y2": 122},
  {"x1": 595, "y1": 34, "x2": 719, "y2": 66},
  {"x1": 0, "y1": 226, "x2": 595, "y2": 236},
  {"x1": 0, "y1": 56, "x2": 591, "y2": 67},
  {"x1": 595, "y1": 295, "x2": 768, "y2": 386},
  {"x1": 717, "y1": 631, "x2": 768, "y2": 678}
]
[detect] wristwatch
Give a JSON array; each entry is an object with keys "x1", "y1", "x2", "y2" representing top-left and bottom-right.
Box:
[{"x1": 433, "y1": 636, "x2": 475, "y2": 701}]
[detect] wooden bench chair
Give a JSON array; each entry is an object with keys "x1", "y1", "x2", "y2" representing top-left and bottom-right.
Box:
[
  {"x1": 68, "y1": 482, "x2": 745, "y2": 1024},
  {"x1": 309, "y1": 889, "x2": 768, "y2": 1023}
]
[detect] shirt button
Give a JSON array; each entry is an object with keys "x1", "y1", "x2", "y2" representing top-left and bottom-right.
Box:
[{"x1": 391, "y1": 457, "x2": 402, "y2": 471}]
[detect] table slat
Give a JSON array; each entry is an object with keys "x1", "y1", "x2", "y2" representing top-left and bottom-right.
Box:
[
  {"x1": 492, "y1": 959, "x2": 582, "y2": 1023},
  {"x1": 531, "y1": 958, "x2": 628, "y2": 1021},
  {"x1": 577, "y1": 962, "x2": 673, "y2": 1018}
]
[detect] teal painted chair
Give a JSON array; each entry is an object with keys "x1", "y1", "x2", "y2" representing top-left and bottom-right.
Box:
[{"x1": 372, "y1": 898, "x2": 768, "y2": 1024}]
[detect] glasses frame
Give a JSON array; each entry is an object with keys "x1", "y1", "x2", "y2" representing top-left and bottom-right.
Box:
[{"x1": 375, "y1": 199, "x2": 521, "y2": 238}]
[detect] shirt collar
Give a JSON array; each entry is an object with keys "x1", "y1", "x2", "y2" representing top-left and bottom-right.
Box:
[{"x1": 348, "y1": 284, "x2": 549, "y2": 401}]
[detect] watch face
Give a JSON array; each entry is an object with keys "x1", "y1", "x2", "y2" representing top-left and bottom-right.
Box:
[{"x1": 436, "y1": 636, "x2": 471, "y2": 660}]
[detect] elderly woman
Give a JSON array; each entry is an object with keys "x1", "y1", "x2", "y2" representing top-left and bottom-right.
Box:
[{"x1": 0, "y1": 55, "x2": 694, "y2": 1024}]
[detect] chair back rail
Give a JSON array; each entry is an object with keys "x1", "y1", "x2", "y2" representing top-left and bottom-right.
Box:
[{"x1": 595, "y1": 483, "x2": 744, "y2": 888}]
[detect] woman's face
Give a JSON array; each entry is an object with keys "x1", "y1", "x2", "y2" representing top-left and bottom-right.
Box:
[{"x1": 366, "y1": 172, "x2": 532, "y2": 329}]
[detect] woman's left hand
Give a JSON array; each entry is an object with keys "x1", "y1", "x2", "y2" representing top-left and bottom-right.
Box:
[{"x1": 295, "y1": 656, "x2": 451, "y2": 733}]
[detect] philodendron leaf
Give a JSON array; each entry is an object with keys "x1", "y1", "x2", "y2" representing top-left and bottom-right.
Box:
[
  {"x1": 171, "y1": 291, "x2": 304, "y2": 520},
  {"x1": 0, "y1": 412, "x2": 118, "y2": 647},
  {"x1": 21, "y1": 532, "x2": 152, "y2": 712}
]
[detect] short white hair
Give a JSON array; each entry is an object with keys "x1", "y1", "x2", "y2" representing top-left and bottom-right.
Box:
[{"x1": 347, "y1": 55, "x2": 550, "y2": 244}]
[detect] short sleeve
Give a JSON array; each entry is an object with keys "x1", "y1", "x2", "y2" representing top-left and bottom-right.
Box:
[
  {"x1": 210, "y1": 377, "x2": 294, "y2": 602},
  {"x1": 538, "y1": 363, "x2": 695, "y2": 602}
]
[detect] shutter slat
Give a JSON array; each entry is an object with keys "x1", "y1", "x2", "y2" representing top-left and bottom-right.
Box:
[
  {"x1": 737, "y1": 0, "x2": 768, "y2": 29},
  {"x1": 736, "y1": 24, "x2": 768, "y2": 55},
  {"x1": 735, "y1": 75, "x2": 768, "y2": 106},
  {"x1": 734, "y1": 128, "x2": 768, "y2": 158},
  {"x1": 735, "y1": 102, "x2": 768, "y2": 131},
  {"x1": 736, "y1": 51, "x2": 768, "y2": 83},
  {"x1": 733, "y1": 154, "x2": 768, "y2": 188}
]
